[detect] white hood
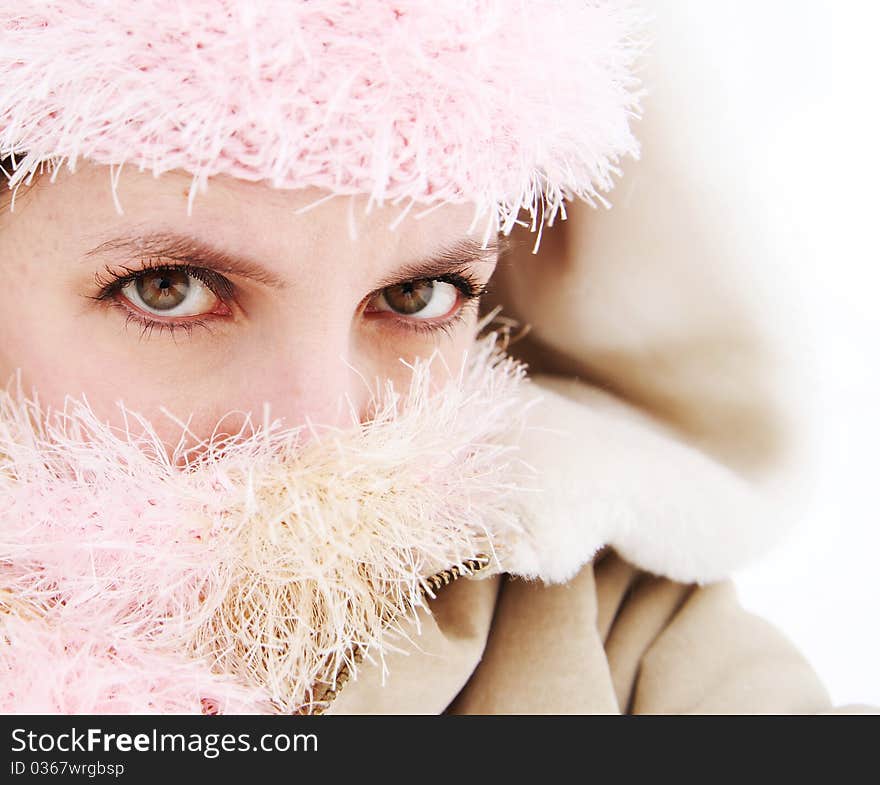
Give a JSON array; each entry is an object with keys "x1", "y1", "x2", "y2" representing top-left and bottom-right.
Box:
[{"x1": 481, "y1": 0, "x2": 812, "y2": 584}]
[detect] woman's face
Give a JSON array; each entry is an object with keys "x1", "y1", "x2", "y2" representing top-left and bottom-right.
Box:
[{"x1": 0, "y1": 163, "x2": 500, "y2": 451}]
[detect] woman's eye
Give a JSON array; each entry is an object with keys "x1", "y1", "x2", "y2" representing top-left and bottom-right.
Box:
[
  {"x1": 119, "y1": 269, "x2": 223, "y2": 318},
  {"x1": 370, "y1": 279, "x2": 461, "y2": 320}
]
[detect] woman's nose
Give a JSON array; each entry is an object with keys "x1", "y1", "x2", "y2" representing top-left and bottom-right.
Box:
[
  {"x1": 169, "y1": 350, "x2": 373, "y2": 466},
  {"x1": 251, "y1": 331, "x2": 376, "y2": 437}
]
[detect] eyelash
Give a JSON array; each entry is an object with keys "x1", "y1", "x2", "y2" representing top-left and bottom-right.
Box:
[{"x1": 89, "y1": 260, "x2": 492, "y2": 341}]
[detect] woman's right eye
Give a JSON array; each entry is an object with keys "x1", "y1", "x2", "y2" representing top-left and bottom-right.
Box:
[{"x1": 119, "y1": 268, "x2": 225, "y2": 318}]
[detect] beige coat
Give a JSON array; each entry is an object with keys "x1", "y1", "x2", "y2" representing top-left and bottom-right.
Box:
[{"x1": 325, "y1": 548, "x2": 873, "y2": 715}]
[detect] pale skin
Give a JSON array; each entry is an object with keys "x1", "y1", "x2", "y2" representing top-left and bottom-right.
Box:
[{"x1": 0, "y1": 162, "x2": 503, "y2": 456}]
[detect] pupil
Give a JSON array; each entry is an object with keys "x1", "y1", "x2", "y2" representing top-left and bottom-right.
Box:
[{"x1": 136, "y1": 269, "x2": 190, "y2": 311}]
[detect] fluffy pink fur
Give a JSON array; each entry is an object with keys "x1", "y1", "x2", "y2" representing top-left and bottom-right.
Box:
[
  {"x1": 0, "y1": 0, "x2": 646, "y2": 248},
  {"x1": 0, "y1": 329, "x2": 542, "y2": 714}
]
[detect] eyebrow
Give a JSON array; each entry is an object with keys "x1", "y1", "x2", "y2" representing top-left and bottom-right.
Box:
[
  {"x1": 84, "y1": 231, "x2": 514, "y2": 289},
  {"x1": 372, "y1": 235, "x2": 511, "y2": 289}
]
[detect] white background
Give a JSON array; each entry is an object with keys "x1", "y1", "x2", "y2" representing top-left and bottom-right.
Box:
[{"x1": 725, "y1": 2, "x2": 879, "y2": 708}]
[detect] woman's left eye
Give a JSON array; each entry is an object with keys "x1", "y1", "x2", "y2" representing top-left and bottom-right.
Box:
[
  {"x1": 363, "y1": 271, "x2": 489, "y2": 334},
  {"x1": 368, "y1": 279, "x2": 461, "y2": 321}
]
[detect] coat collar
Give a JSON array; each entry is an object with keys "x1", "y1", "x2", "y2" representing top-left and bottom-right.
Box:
[{"x1": 494, "y1": 373, "x2": 782, "y2": 586}]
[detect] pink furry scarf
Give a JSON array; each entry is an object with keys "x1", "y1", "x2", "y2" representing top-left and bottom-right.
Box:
[{"x1": 0, "y1": 330, "x2": 540, "y2": 714}]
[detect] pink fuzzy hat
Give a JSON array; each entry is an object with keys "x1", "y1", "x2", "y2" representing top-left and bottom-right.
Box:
[{"x1": 0, "y1": 0, "x2": 646, "y2": 248}]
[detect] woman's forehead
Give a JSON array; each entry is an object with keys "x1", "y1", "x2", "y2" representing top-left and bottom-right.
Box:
[{"x1": 13, "y1": 162, "x2": 497, "y2": 284}]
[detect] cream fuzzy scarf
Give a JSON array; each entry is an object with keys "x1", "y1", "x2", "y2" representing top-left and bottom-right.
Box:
[
  {"x1": 0, "y1": 326, "x2": 544, "y2": 714},
  {"x1": 0, "y1": 320, "x2": 776, "y2": 714}
]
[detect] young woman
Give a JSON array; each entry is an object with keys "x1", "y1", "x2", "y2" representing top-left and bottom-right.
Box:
[{"x1": 0, "y1": 1, "x2": 872, "y2": 714}]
